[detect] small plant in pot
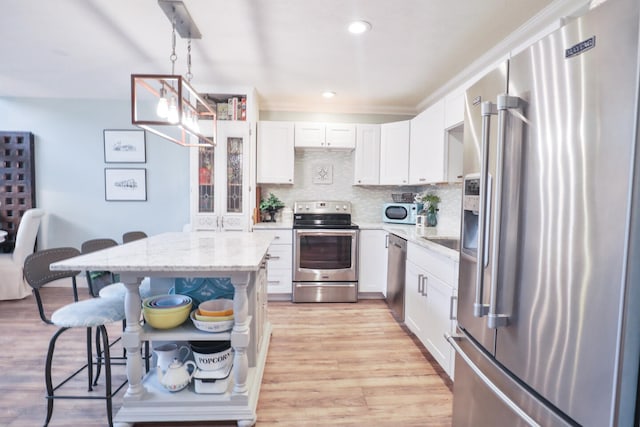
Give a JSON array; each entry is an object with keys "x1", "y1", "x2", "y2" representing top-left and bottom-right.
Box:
[
  {"x1": 259, "y1": 193, "x2": 285, "y2": 222},
  {"x1": 421, "y1": 193, "x2": 441, "y2": 227}
]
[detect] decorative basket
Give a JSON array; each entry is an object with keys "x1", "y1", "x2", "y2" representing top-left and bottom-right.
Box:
[{"x1": 391, "y1": 193, "x2": 416, "y2": 203}]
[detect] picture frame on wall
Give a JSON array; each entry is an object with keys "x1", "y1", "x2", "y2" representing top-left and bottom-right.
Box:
[
  {"x1": 103, "y1": 129, "x2": 146, "y2": 163},
  {"x1": 104, "y1": 168, "x2": 147, "y2": 201}
]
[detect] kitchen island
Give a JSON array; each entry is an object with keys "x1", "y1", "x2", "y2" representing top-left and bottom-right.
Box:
[{"x1": 51, "y1": 231, "x2": 274, "y2": 427}]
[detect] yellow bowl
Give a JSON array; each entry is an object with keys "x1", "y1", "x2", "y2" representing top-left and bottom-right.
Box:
[
  {"x1": 142, "y1": 295, "x2": 192, "y2": 314},
  {"x1": 198, "y1": 299, "x2": 234, "y2": 317},
  {"x1": 143, "y1": 303, "x2": 191, "y2": 329},
  {"x1": 194, "y1": 310, "x2": 234, "y2": 322}
]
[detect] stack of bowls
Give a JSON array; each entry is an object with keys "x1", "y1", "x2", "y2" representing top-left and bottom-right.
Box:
[
  {"x1": 190, "y1": 298, "x2": 234, "y2": 333},
  {"x1": 142, "y1": 294, "x2": 192, "y2": 329}
]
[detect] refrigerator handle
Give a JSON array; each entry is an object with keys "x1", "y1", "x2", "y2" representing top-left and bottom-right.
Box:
[
  {"x1": 487, "y1": 94, "x2": 521, "y2": 329},
  {"x1": 446, "y1": 333, "x2": 541, "y2": 427},
  {"x1": 474, "y1": 101, "x2": 497, "y2": 318}
]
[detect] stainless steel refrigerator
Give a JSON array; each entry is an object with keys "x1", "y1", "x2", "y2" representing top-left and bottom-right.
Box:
[{"x1": 448, "y1": 0, "x2": 640, "y2": 425}]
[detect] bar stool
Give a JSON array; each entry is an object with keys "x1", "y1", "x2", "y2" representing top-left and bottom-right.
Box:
[
  {"x1": 81, "y1": 238, "x2": 151, "y2": 374},
  {"x1": 24, "y1": 247, "x2": 127, "y2": 427},
  {"x1": 81, "y1": 238, "x2": 152, "y2": 299},
  {"x1": 122, "y1": 230, "x2": 147, "y2": 243}
]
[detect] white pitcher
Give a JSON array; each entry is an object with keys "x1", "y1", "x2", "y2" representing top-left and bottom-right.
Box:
[{"x1": 153, "y1": 343, "x2": 190, "y2": 372}]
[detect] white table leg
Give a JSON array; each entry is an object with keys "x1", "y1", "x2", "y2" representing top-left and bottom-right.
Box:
[{"x1": 121, "y1": 276, "x2": 146, "y2": 399}]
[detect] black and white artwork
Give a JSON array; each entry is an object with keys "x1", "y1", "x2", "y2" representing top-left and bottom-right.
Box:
[
  {"x1": 103, "y1": 129, "x2": 146, "y2": 163},
  {"x1": 104, "y1": 168, "x2": 147, "y2": 201}
]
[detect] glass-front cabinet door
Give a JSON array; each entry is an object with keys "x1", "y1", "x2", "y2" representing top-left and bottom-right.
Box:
[{"x1": 190, "y1": 120, "x2": 251, "y2": 231}]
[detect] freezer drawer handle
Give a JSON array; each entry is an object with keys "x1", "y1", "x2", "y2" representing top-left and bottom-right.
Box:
[
  {"x1": 446, "y1": 333, "x2": 540, "y2": 427},
  {"x1": 487, "y1": 94, "x2": 521, "y2": 329}
]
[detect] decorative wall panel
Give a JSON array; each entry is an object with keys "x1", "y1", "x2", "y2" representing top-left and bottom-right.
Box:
[{"x1": 0, "y1": 131, "x2": 35, "y2": 250}]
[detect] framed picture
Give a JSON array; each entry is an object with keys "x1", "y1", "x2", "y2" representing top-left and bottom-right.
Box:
[
  {"x1": 104, "y1": 168, "x2": 147, "y2": 201},
  {"x1": 103, "y1": 129, "x2": 146, "y2": 163}
]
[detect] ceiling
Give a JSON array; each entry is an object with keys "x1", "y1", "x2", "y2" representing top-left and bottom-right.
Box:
[{"x1": 1, "y1": 0, "x2": 560, "y2": 115}]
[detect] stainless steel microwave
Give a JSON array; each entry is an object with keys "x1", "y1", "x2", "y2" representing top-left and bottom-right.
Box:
[{"x1": 382, "y1": 202, "x2": 422, "y2": 224}]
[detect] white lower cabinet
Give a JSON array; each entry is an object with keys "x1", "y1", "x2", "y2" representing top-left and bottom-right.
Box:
[
  {"x1": 405, "y1": 241, "x2": 458, "y2": 378},
  {"x1": 358, "y1": 230, "x2": 388, "y2": 295},
  {"x1": 254, "y1": 228, "x2": 292, "y2": 296}
]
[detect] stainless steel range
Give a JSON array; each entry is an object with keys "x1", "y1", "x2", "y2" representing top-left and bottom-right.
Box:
[{"x1": 292, "y1": 200, "x2": 359, "y2": 303}]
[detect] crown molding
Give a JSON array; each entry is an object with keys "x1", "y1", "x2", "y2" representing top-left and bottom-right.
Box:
[{"x1": 416, "y1": 0, "x2": 592, "y2": 112}]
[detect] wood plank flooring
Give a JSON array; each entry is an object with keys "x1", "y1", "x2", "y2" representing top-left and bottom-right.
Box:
[{"x1": 0, "y1": 288, "x2": 452, "y2": 426}]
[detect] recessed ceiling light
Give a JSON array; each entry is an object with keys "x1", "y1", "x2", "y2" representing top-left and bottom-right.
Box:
[
  {"x1": 322, "y1": 91, "x2": 336, "y2": 99},
  {"x1": 348, "y1": 20, "x2": 372, "y2": 34}
]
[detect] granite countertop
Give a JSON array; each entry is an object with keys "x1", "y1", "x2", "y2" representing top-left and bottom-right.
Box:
[{"x1": 50, "y1": 231, "x2": 273, "y2": 273}]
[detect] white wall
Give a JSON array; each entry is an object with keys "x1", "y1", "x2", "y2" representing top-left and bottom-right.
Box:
[{"x1": 0, "y1": 97, "x2": 190, "y2": 249}]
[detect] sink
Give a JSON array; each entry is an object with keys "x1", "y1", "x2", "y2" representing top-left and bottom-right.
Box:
[{"x1": 422, "y1": 237, "x2": 460, "y2": 251}]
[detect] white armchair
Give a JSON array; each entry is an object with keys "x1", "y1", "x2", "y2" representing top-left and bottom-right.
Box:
[{"x1": 0, "y1": 208, "x2": 45, "y2": 300}]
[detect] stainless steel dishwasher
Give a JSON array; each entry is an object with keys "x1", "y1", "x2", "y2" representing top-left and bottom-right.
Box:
[{"x1": 385, "y1": 233, "x2": 407, "y2": 321}]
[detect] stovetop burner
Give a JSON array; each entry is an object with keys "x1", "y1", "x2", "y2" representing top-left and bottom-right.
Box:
[{"x1": 293, "y1": 200, "x2": 359, "y2": 229}]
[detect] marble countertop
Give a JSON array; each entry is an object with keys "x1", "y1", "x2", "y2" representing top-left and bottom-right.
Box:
[
  {"x1": 379, "y1": 224, "x2": 461, "y2": 261},
  {"x1": 253, "y1": 221, "x2": 293, "y2": 230},
  {"x1": 50, "y1": 231, "x2": 273, "y2": 273}
]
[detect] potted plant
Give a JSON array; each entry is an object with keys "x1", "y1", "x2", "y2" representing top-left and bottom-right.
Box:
[
  {"x1": 421, "y1": 193, "x2": 441, "y2": 227},
  {"x1": 259, "y1": 193, "x2": 285, "y2": 222}
]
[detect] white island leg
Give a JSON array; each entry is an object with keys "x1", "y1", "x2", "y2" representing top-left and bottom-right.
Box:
[
  {"x1": 230, "y1": 272, "x2": 250, "y2": 395},
  {"x1": 121, "y1": 275, "x2": 146, "y2": 400}
]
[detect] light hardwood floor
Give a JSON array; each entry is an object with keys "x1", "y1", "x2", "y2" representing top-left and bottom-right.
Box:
[{"x1": 0, "y1": 288, "x2": 452, "y2": 426}]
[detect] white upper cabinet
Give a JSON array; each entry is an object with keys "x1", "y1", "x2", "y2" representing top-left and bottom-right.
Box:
[
  {"x1": 325, "y1": 124, "x2": 356, "y2": 149},
  {"x1": 294, "y1": 122, "x2": 355, "y2": 149},
  {"x1": 444, "y1": 88, "x2": 465, "y2": 129},
  {"x1": 379, "y1": 120, "x2": 410, "y2": 185},
  {"x1": 446, "y1": 124, "x2": 464, "y2": 183},
  {"x1": 294, "y1": 122, "x2": 325, "y2": 148},
  {"x1": 257, "y1": 121, "x2": 295, "y2": 184},
  {"x1": 353, "y1": 124, "x2": 381, "y2": 185},
  {"x1": 409, "y1": 99, "x2": 445, "y2": 185}
]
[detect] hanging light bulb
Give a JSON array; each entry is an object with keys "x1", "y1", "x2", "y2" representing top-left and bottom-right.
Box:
[
  {"x1": 156, "y1": 86, "x2": 169, "y2": 118},
  {"x1": 167, "y1": 96, "x2": 179, "y2": 124}
]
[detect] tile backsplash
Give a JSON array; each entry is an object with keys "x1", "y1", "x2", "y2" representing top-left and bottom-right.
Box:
[{"x1": 259, "y1": 150, "x2": 462, "y2": 235}]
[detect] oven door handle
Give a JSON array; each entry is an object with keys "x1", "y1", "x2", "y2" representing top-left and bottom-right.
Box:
[{"x1": 294, "y1": 230, "x2": 359, "y2": 237}]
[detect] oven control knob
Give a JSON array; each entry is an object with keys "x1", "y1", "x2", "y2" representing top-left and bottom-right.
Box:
[{"x1": 343, "y1": 205, "x2": 347, "y2": 211}]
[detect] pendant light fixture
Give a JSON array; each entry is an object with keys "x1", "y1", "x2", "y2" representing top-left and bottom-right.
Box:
[{"x1": 131, "y1": 0, "x2": 216, "y2": 147}]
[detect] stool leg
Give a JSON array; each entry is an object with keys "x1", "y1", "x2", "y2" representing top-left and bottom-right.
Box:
[
  {"x1": 86, "y1": 327, "x2": 94, "y2": 391},
  {"x1": 44, "y1": 327, "x2": 67, "y2": 427},
  {"x1": 93, "y1": 327, "x2": 103, "y2": 386},
  {"x1": 98, "y1": 325, "x2": 114, "y2": 427}
]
